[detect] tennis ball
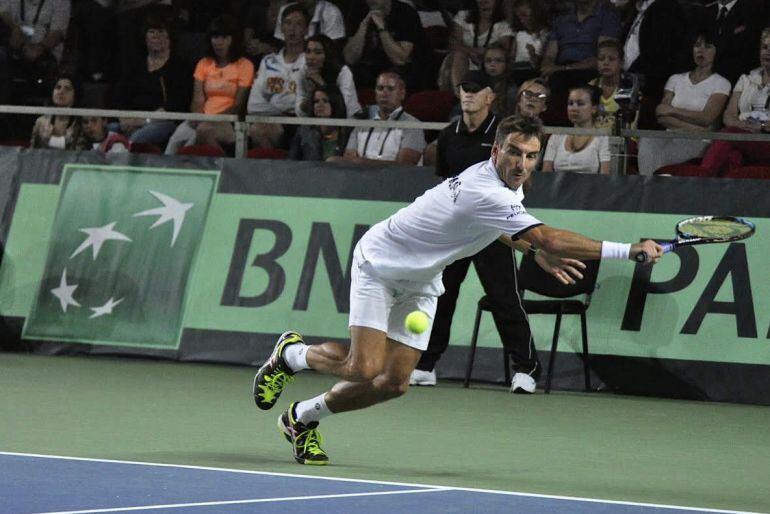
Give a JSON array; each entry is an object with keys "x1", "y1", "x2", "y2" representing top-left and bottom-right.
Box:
[{"x1": 405, "y1": 310, "x2": 430, "y2": 334}]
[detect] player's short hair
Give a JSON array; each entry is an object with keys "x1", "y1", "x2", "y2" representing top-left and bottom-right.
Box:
[{"x1": 494, "y1": 115, "x2": 544, "y2": 146}]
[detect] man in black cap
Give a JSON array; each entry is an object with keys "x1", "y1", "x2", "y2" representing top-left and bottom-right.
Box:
[{"x1": 409, "y1": 69, "x2": 541, "y2": 393}]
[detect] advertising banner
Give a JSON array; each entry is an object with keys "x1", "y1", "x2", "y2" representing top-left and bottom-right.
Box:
[{"x1": 1, "y1": 148, "x2": 768, "y2": 403}]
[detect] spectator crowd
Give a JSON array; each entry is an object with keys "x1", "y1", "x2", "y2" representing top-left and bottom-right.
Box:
[{"x1": 2, "y1": 0, "x2": 770, "y2": 176}]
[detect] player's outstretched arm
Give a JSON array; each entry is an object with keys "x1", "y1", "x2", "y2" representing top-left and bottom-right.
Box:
[{"x1": 516, "y1": 225, "x2": 663, "y2": 263}]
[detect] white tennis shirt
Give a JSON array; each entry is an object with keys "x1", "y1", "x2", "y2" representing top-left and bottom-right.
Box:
[{"x1": 357, "y1": 159, "x2": 543, "y2": 293}]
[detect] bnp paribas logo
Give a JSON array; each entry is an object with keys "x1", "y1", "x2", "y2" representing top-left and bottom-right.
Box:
[{"x1": 23, "y1": 165, "x2": 218, "y2": 349}]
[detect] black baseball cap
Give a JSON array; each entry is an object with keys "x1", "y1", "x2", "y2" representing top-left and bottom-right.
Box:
[{"x1": 457, "y1": 70, "x2": 494, "y2": 92}]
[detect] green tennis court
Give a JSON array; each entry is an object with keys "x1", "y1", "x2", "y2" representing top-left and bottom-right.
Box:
[{"x1": 1, "y1": 353, "x2": 768, "y2": 513}]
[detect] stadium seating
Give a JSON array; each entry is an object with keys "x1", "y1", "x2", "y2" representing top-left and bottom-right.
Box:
[
  {"x1": 129, "y1": 142, "x2": 162, "y2": 154},
  {"x1": 403, "y1": 90, "x2": 456, "y2": 122},
  {"x1": 247, "y1": 147, "x2": 288, "y2": 159},
  {"x1": 724, "y1": 166, "x2": 770, "y2": 179},
  {"x1": 176, "y1": 144, "x2": 226, "y2": 157},
  {"x1": 356, "y1": 88, "x2": 376, "y2": 109},
  {"x1": 654, "y1": 163, "x2": 715, "y2": 177}
]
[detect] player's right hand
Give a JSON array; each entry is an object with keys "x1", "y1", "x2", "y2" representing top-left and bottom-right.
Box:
[{"x1": 630, "y1": 240, "x2": 664, "y2": 264}]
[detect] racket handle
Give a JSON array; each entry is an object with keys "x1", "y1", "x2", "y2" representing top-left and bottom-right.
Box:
[{"x1": 634, "y1": 242, "x2": 676, "y2": 263}]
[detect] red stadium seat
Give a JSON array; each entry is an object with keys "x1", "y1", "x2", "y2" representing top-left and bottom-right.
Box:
[
  {"x1": 247, "y1": 147, "x2": 288, "y2": 159},
  {"x1": 129, "y1": 142, "x2": 162, "y2": 154},
  {"x1": 99, "y1": 132, "x2": 131, "y2": 153},
  {"x1": 356, "y1": 88, "x2": 376, "y2": 108},
  {"x1": 176, "y1": 144, "x2": 226, "y2": 157},
  {"x1": 653, "y1": 164, "x2": 716, "y2": 177},
  {"x1": 724, "y1": 166, "x2": 770, "y2": 179},
  {"x1": 403, "y1": 90, "x2": 457, "y2": 122},
  {"x1": 424, "y1": 25, "x2": 449, "y2": 53},
  {"x1": 0, "y1": 138, "x2": 29, "y2": 148}
]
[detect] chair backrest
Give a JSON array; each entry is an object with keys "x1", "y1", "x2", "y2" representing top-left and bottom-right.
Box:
[
  {"x1": 653, "y1": 163, "x2": 715, "y2": 177},
  {"x1": 403, "y1": 90, "x2": 457, "y2": 122},
  {"x1": 724, "y1": 166, "x2": 770, "y2": 179},
  {"x1": 518, "y1": 252, "x2": 600, "y2": 299},
  {"x1": 424, "y1": 25, "x2": 449, "y2": 53},
  {"x1": 129, "y1": 142, "x2": 162, "y2": 155},
  {"x1": 247, "y1": 147, "x2": 288, "y2": 159},
  {"x1": 356, "y1": 88, "x2": 376, "y2": 109},
  {"x1": 176, "y1": 144, "x2": 226, "y2": 157}
]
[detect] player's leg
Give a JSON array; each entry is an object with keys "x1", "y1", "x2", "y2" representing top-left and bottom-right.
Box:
[
  {"x1": 277, "y1": 284, "x2": 435, "y2": 465},
  {"x1": 474, "y1": 241, "x2": 540, "y2": 393},
  {"x1": 256, "y1": 326, "x2": 391, "y2": 466},
  {"x1": 253, "y1": 248, "x2": 392, "y2": 411},
  {"x1": 413, "y1": 257, "x2": 472, "y2": 382},
  {"x1": 276, "y1": 332, "x2": 420, "y2": 466},
  {"x1": 323, "y1": 332, "x2": 422, "y2": 412}
]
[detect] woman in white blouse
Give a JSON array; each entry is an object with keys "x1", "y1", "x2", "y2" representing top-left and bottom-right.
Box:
[
  {"x1": 295, "y1": 35, "x2": 361, "y2": 118},
  {"x1": 700, "y1": 28, "x2": 770, "y2": 175},
  {"x1": 638, "y1": 30, "x2": 731, "y2": 175},
  {"x1": 543, "y1": 85, "x2": 611, "y2": 174}
]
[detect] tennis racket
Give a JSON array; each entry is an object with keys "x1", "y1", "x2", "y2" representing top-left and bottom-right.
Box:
[{"x1": 635, "y1": 216, "x2": 756, "y2": 263}]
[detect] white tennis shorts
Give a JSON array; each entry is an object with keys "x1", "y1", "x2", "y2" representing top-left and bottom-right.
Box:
[{"x1": 349, "y1": 248, "x2": 438, "y2": 351}]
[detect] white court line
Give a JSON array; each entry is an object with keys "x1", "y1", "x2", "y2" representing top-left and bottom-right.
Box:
[
  {"x1": 1, "y1": 452, "x2": 766, "y2": 514},
  {"x1": 27, "y1": 488, "x2": 450, "y2": 514}
]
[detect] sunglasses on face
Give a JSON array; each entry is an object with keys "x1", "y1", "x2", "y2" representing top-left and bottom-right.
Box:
[{"x1": 521, "y1": 89, "x2": 547, "y2": 101}]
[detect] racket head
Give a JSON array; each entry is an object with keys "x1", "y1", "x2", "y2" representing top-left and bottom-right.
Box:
[{"x1": 675, "y1": 216, "x2": 756, "y2": 244}]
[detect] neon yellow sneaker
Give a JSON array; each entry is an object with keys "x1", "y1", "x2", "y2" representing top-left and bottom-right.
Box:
[
  {"x1": 278, "y1": 403, "x2": 329, "y2": 465},
  {"x1": 253, "y1": 331, "x2": 302, "y2": 410}
]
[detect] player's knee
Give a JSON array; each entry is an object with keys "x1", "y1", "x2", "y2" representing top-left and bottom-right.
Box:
[
  {"x1": 372, "y1": 374, "x2": 409, "y2": 400},
  {"x1": 344, "y1": 358, "x2": 382, "y2": 382}
]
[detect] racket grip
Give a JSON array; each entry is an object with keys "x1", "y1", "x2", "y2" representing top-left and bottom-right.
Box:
[{"x1": 634, "y1": 242, "x2": 676, "y2": 263}]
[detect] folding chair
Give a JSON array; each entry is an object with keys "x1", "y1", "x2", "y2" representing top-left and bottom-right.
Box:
[{"x1": 464, "y1": 252, "x2": 601, "y2": 393}]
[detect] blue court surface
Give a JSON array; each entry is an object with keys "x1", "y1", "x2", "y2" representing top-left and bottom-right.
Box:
[{"x1": 1, "y1": 452, "x2": 762, "y2": 514}]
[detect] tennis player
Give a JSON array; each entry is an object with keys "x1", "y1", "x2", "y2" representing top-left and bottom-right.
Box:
[{"x1": 253, "y1": 115, "x2": 664, "y2": 465}]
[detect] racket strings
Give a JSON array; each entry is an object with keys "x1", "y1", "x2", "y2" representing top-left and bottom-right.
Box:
[{"x1": 678, "y1": 219, "x2": 754, "y2": 239}]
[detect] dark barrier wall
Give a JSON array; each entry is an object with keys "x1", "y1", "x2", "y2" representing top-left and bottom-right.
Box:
[{"x1": 0, "y1": 147, "x2": 768, "y2": 404}]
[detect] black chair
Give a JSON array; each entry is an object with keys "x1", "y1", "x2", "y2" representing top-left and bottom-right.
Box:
[{"x1": 463, "y1": 252, "x2": 601, "y2": 394}]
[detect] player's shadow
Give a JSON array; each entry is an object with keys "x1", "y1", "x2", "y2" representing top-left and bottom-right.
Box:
[{"x1": 590, "y1": 275, "x2": 708, "y2": 401}]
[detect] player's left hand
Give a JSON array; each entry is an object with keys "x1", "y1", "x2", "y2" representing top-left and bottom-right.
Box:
[{"x1": 535, "y1": 250, "x2": 585, "y2": 285}]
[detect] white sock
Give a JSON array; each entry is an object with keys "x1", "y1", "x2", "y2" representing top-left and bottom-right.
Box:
[
  {"x1": 283, "y1": 343, "x2": 309, "y2": 373},
  {"x1": 295, "y1": 393, "x2": 333, "y2": 425}
]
